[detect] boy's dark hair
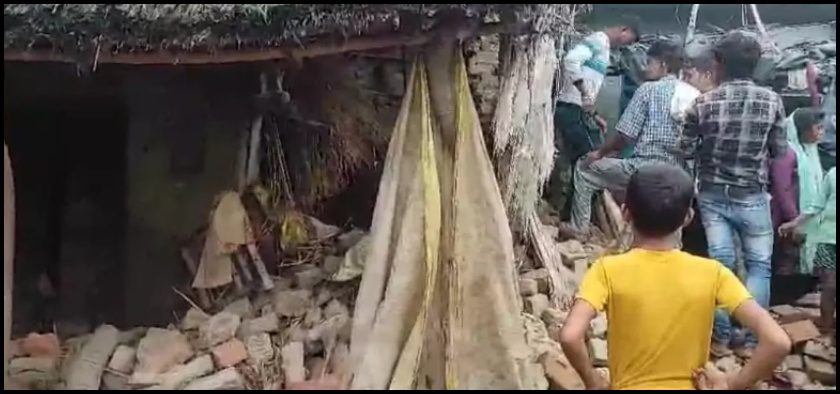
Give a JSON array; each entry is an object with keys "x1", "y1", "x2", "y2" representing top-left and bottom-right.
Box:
[
  {"x1": 625, "y1": 163, "x2": 695, "y2": 238},
  {"x1": 647, "y1": 39, "x2": 684, "y2": 74},
  {"x1": 713, "y1": 31, "x2": 762, "y2": 80},
  {"x1": 614, "y1": 15, "x2": 641, "y2": 43},
  {"x1": 688, "y1": 51, "x2": 717, "y2": 73},
  {"x1": 793, "y1": 108, "x2": 825, "y2": 141}
]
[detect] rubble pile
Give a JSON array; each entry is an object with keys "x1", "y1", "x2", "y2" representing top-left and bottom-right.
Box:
[{"x1": 7, "y1": 217, "x2": 366, "y2": 390}]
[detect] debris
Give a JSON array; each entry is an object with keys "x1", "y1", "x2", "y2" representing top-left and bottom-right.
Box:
[
  {"x1": 770, "y1": 304, "x2": 809, "y2": 324},
  {"x1": 8, "y1": 357, "x2": 58, "y2": 387},
  {"x1": 324, "y1": 299, "x2": 350, "y2": 320},
  {"x1": 330, "y1": 342, "x2": 352, "y2": 381},
  {"x1": 786, "y1": 370, "x2": 810, "y2": 389},
  {"x1": 315, "y1": 288, "x2": 332, "y2": 306},
  {"x1": 804, "y1": 356, "x2": 836, "y2": 386},
  {"x1": 557, "y1": 240, "x2": 587, "y2": 264},
  {"x1": 107, "y1": 345, "x2": 137, "y2": 374},
  {"x1": 519, "y1": 278, "x2": 539, "y2": 296},
  {"x1": 154, "y1": 355, "x2": 214, "y2": 390},
  {"x1": 541, "y1": 308, "x2": 567, "y2": 328},
  {"x1": 295, "y1": 266, "x2": 325, "y2": 289},
  {"x1": 245, "y1": 333, "x2": 274, "y2": 365},
  {"x1": 237, "y1": 313, "x2": 280, "y2": 339},
  {"x1": 306, "y1": 357, "x2": 327, "y2": 379},
  {"x1": 64, "y1": 325, "x2": 120, "y2": 390},
  {"x1": 336, "y1": 229, "x2": 366, "y2": 251},
  {"x1": 322, "y1": 256, "x2": 343, "y2": 277},
  {"x1": 539, "y1": 352, "x2": 584, "y2": 390},
  {"x1": 102, "y1": 371, "x2": 130, "y2": 390},
  {"x1": 131, "y1": 328, "x2": 193, "y2": 385},
  {"x1": 785, "y1": 354, "x2": 804, "y2": 371},
  {"x1": 222, "y1": 297, "x2": 254, "y2": 319},
  {"x1": 795, "y1": 293, "x2": 821, "y2": 308},
  {"x1": 181, "y1": 308, "x2": 210, "y2": 331},
  {"x1": 211, "y1": 339, "x2": 248, "y2": 368},
  {"x1": 272, "y1": 289, "x2": 312, "y2": 317},
  {"x1": 183, "y1": 367, "x2": 244, "y2": 390},
  {"x1": 525, "y1": 294, "x2": 551, "y2": 318},
  {"x1": 281, "y1": 342, "x2": 307, "y2": 385},
  {"x1": 781, "y1": 320, "x2": 821, "y2": 345},
  {"x1": 521, "y1": 268, "x2": 551, "y2": 294},
  {"x1": 285, "y1": 374, "x2": 343, "y2": 390},
  {"x1": 118, "y1": 327, "x2": 148, "y2": 345},
  {"x1": 804, "y1": 340, "x2": 836, "y2": 363},
  {"x1": 715, "y1": 355, "x2": 741, "y2": 373},
  {"x1": 330, "y1": 236, "x2": 370, "y2": 282},
  {"x1": 590, "y1": 314, "x2": 607, "y2": 339},
  {"x1": 308, "y1": 216, "x2": 342, "y2": 240},
  {"x1": 19, "y1": 333, "x2": 61, "y2": 359},
  {"x1": 199, "y1": 311, "x2": 241, "y2": 348},
  {"x1": 590, "y1": 338, "x2": 609, "y2": 367}
]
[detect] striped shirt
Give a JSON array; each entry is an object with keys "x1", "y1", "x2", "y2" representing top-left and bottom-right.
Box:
[{"x1": 617, "y1": 75, "x2": 685, "y2": 167}]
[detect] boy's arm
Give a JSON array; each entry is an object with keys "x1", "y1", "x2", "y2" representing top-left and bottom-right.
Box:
[
  {"x1": 560, "y1": 261, "x2": 609, "y2": 390},
  {"x1": 677, "y1": 98, "x2": 702, "y2": 158},
  {"x1": 712, "y1": 268, "x2": 790, "y2": 390},
  {"x1": 727, "y1": 300, "x2": 792, "y2": 389},
  {"x1": 559, "y1": 300, "x2": 605, "y2": 390},
  {"x1": 768, "y1": 95, "x2": 789, "y2": 159}
]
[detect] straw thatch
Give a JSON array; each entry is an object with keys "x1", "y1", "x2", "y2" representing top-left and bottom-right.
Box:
[{"x1": 4, "y1": 4, "x2": 579, "y2": 55}]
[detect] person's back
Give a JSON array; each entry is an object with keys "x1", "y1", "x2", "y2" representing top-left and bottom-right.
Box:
[
  {"x1": 586, "y1": 249, "x2": 746, "y2": 389},
  {"x1": 559, "y1": 163, "x2": 790, "y2": 390}
]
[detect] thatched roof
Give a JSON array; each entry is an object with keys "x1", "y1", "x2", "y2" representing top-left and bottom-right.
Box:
[{"x1": 4, "y1": 4, "x2": 583, "y2": 64}]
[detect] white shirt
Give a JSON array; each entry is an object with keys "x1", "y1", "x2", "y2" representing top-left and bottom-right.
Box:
[{"x1": 557, "y1": 32, "x2": 611, "y2": 107}]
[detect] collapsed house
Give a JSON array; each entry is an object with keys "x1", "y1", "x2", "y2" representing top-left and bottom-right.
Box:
[{"x1": 3, "y1": 3, "x2": 590, "y2": 390}]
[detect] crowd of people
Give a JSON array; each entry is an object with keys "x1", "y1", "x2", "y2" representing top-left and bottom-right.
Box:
[{"x1": 549, "y1": 18, "x2": 836, "y2": 390}]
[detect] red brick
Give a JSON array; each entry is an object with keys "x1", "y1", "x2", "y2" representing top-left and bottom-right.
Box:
[
  {"x1": 781, "y1": 320, "x2": 821, "y2": 345},
  {"x1": 212, "y1": 339, "x2": 248, "y2": 368},
  {"x1": 20, "y1": 333, "x2": 60, "y2": 359},
  {"x1": 769, "y1": 305, "x2": 809, "y2": 324}
]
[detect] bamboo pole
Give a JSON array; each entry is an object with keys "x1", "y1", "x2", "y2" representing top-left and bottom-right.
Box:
[
  {"x1": 4, "y1": 143, "x2": 15, "y2": 389},
  {"x1": 748, "y1": 4, "x2": 780, "y2": 54},
  {"x1": 685, "y1": 4, "x2": 700, "y2": 47}
]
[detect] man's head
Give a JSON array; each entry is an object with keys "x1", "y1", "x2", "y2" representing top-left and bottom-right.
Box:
[
  {"x1": 793, "y1": 108, "x2": 826, "y2": 145},
  {"x1": 605, "y1": 16, "x2": 641, "y2": 48},
  {"x1": 713, "y1": 31, "x2": 762, "y2": 81},
  {"x1": 644, "y1": 39, "x2": 683, "y2": 81},
  {"x1": 684, "y1": 51, "x2": 720, "y2": 93},
  {"x1": 623, "y1": 163, "x2": 695, "y2": 238}
]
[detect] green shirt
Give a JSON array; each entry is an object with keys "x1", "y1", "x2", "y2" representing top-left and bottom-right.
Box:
[{"x1": 805, "y1": 167, "x2": 836, "y2": 245}]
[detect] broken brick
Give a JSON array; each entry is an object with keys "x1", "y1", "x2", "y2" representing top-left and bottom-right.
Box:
[
  {"x1": 518, "y1": 278, "x2": 539, "y2": 297},
  {"x1": 795, "y1": 293, "x2": 820, "y2": 308},
  {"x1": 199, "y1": 311, "x2": 241, "y2": 348},
  {"x1": 804, "y1": 340, "x2": 836, "y2": 363},
  {"x1": 295, "y1": 266, "x2": 325, "y2": 289},
  {"x1": 212, "y1": 339, "x2": 248, "y2": 368},
  {"x1": 525, "y1": 294, "x2": 550, "y2": 319},
  {"x1": 107, "y1": 345, "x2": 137, "y2": 374},
  {"x1": 521, "y1": 268, "x2": 550, "y2": 294},
  {"x1": 804, "y1": 356, "x2": 836, "y2": 386},
  {"x1": 20, "y1": 333, "x2": 61, "y2": 359},
  {"x1": 785, "y1": 354, "x2": 804, "y2": 371},
  {"x1": 770, "y1": 304, "x2": 810, "y2": 324},
  {"x1": 541, "y1": 308, "x2": 567, "y2": 328},
  {"x1": 273, "y1": 289, "x2": 312, "y2": 318},
  {"x1": 245, "y1": 333, "x2": 274, "y2": 365},
  {"x1": 281, "y1": 342, "x2": 307, "y2": 385},
  {"x1": 222, "y1": 297, "x2": 254, "y2": 319},
  {"x1": 590, "y1": 314, "x2": 607, "y2": 339},
  {"x1": 181, "y1": 308, "x2": 210, "y2": 331},
  {"x1": 539, "y1": 352, "x2": 584, "y2": 390},
  {"x1": 306, "y1": 357, "x2": 327, "y2": 379},
  {"x1": 786, "y1": 370, "x2": 810, "y2": 389},
  {"x1": 589, "y1": 338, "x2": 608, "y2": 367},
  {"x1": 781, "y1": 320, "x2": 821, "y2": 345},
  {"x1": 132, "y1": 328, "x2": 193, "y2": 382},
  {"x1": 237, "y1": 313, "x2": 280, "y2": 339},
  {"x1": 182, "y1": 367, "x2": 244, "y2": 390}
]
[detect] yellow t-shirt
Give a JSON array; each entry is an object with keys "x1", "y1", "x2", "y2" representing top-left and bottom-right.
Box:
[{"x1": 578, "y1": 249, "x2": 752, "y2": 390}]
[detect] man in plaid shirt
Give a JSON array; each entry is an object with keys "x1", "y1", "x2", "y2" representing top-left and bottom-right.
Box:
[
  {"x1": 678, "y1": 31, "x2": 788, "y2": 358},
  {"x1": 558, "y1": 39, "x2": 687, "y2": 239}
]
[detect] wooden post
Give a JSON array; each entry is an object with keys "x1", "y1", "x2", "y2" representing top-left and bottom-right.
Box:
[
  {"x1": 4, "y1": 143, "x2": 14, "y2": 388},
  {"x1": 685, "y1": 4, "x2": 700, "y2": 47}
]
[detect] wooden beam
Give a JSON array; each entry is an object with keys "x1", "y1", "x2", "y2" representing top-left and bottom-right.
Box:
[{"x1": 4, "y1": 23, "x2": 518, "y2": 66}]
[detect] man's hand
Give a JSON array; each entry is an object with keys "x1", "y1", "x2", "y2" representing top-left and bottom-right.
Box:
[
  {"x1": 582, "y1": 150, "x2": 604, "y2": 168},
  {"x1": 581, "y1": 94, "x2": 596, "y2": 113},
  {"x1": 693, "y1": 362, "x2": 732, "y2": 390},
  {"x1": 778, "y1": 221, "x2": 798, "y2": 238}
]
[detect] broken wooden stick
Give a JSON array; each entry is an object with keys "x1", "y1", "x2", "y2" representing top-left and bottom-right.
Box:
[{"x1": 180, "y1": 247, "x2": 212, "y2": 311}]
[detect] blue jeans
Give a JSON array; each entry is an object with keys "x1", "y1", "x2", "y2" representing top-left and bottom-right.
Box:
[{"x1": 697, "y1": 190, "x2": 774, "y2": 347}]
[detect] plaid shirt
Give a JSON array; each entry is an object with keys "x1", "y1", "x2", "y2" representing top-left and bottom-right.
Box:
[
  {"x1": 679, "y1": 80, "x2": 788, "y2": 189},
  {"x1": 616, "y1": 75, "x2": 684, "y2": 167}
]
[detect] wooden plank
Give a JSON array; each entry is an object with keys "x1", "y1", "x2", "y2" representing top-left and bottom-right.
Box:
[{"x1": 4, "y1": 23, "x2": 517, "y2": 65}]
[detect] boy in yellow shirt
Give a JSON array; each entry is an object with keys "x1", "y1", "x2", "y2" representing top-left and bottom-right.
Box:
[{"x1": 559, "y1": 163, "x2": 790, "y2": 390}]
